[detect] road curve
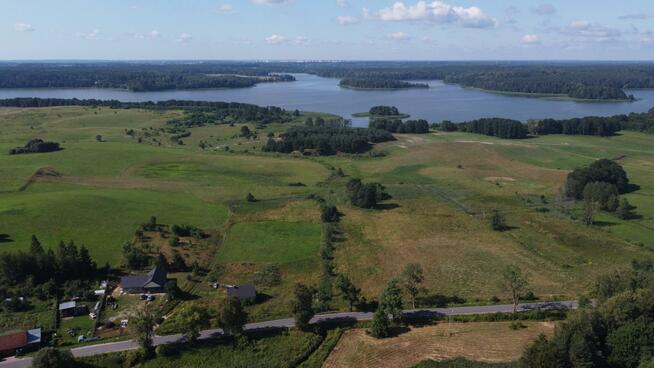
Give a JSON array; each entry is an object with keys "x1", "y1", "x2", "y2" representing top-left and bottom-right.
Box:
[{"x1": 0, "y1": 300, "x2": 576, "y2": 368}]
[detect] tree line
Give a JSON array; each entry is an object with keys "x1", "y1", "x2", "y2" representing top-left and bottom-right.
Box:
[
  {"x1": 263, "y1": 125, "x2": 395, "y2": 155},
  {"x1": 0, "y1": 63, "x2": 295, "y2": 91},
  {"x1": 370, "y1": 119, "x2": 430, "y2": 134},
  {"x1": 437, "y1": 118, "x2": 529, "y2": 139}
]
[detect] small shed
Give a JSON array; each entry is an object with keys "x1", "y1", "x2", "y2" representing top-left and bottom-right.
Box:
[
  {"x1": 59, "y1": 301, "x2": 88, "y2": 318},
  {"x1": 226, "y1": 284, "x2": 257, "y2": 302}
]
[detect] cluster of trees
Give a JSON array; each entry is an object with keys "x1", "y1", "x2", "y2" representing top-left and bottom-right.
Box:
[
  {"x1": 0, "y1": 63, "x2": 295, "y2": 91},
  {"x1": 171, "y1": 224, "x2": 206, "y2": 239},
  {"x1": 370, "y1": 119, "x2": 430, "y2": 134},
  {"x1": 369, "y1": 106, "x2": 401, "y2": 116},
  {"x1": 520, "y1": 260, "x2": 654, "y2": 368},
  {"x1": 457, "y1": 118, "x2": 528, "y2": 139},
  {"x1": 528, "y1": 117, "x2": 622, "y2": 137},
  {"x1": 346, "y1": 178, "x2": 391, "y2": 209},
  {"x1": 564, "y1": 159, "x2": 636, "y2": 224},
  {"x1": 9, "y1": 138, "x2": 61, "y2": 155},
  {"x1": 262, "y1": 126, "x2": 395, "y2": 155},
  {"x1": 0, "y1": 236, "x2": 98, "y2": 300},
  {"x1": 339, "y1": 79, "x2": 429, "y2": 90}
]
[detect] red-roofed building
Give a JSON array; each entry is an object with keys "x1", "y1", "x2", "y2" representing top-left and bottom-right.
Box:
[{"x1": 0, "y1": 329, "x2": 41, "y2": 357}]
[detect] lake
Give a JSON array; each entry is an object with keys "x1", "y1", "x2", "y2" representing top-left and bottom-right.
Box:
[{"x1": 1, "y1": 73, "x2": 653, "y2": 127}]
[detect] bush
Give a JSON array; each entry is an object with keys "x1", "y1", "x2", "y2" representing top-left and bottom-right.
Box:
[
  {"x1": 253, "y1": 264, "x2": 282, "y2": 287},
  {"x1": 320, "y1": 205, "x2": 340, "y2": 223},
  {"x1": 155, "y1": 344, "x2": 178, "y2": 357}
]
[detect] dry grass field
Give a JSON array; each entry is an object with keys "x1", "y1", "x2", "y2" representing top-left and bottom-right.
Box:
[{"x1": 323, "y1": 322, "x2": 555, "y2": 368}]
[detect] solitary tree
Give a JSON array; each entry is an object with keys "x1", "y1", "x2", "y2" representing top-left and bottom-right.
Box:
[
  {"x1": 370, "y1": 309, "x2": 391, "y2": 339},
  {"x1": 500, "y1": 265, "x2": 529, "y2": 314},
  {"x1": 33, "y1": 348, "x2": 76, "y2": 368},
  {"x1": 246, "y1": 193, "x2": 257, "y2": 202},
  {"x1": 218, "y1": 297, "x2": 248, "y2": 336},
  {"x1": 292, "y1": 283, "x2": 314, "y2": 331},
  {"x1": 177, "y1": 304, "x2": 211, "y2": 342},
  {"x1": 335, "y1": 274, "x2": 361, "y2": 311},
  {"x1": 583, "y1": 200, "x2": 600, "y2": 226},
  {"x1": 401, "y1": 263, "x2": 425, "y2": 309},
  {"x1": 379, "y1": 278, "x2": 403, "y2": 323},
  {"x1": 490, "y1": 209, "x2": 507, "y2": 231},
  {"x1": 131, "y1": 306, "x2": 157, "y2": 353}
]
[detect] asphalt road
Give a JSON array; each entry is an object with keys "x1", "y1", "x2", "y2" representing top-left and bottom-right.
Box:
[{"x1": 0, "y1": 300, "x2": 576, "y2": 368}]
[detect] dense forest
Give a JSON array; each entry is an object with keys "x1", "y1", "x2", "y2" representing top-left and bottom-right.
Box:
[
  {"x1": 0, "y1": 237, "x2": 100, "y2": 304},
  {"x1": 339, "y1": 78, "x2": 428, "y2": 90},
  {"x1": 369, "y1": 119, "x2": 430, "y2": 134},
  {"x1": 263, "y1": 125, "x2": 395, "y2": 155},
  {"x1": 0, "y1": 63, "x2": 294, "y2": 91},
  {"x1": 3, "y1": 61, "x2": 654, "y2": 100},
  {"x1": 280, "y1": 61, "x2": 654, "y2": 101}
]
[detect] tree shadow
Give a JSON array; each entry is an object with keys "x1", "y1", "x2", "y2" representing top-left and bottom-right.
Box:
[
  {"x1": 387, "y1": 326, "x2": 411, "y2": 337},
  {"x1": 624, "y1": 183, "x2": 641, "y2": 194},
  {"x1": 593, "y1": 220, "x2": 618, "y2": 227},
  {"x1": 376, "y1": 203, "x2": 401, "y2": 211},
  {"x1": 0, "y1": 234, "x2": 13, "y2": 243},
  {"x1": 254, "y1": 293, "x2": 273, "y2": 304}
]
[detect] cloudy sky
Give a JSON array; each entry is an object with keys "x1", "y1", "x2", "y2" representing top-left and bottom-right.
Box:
[{"x1": 2, "y1": 0, "x2": 654, "y2": 60}]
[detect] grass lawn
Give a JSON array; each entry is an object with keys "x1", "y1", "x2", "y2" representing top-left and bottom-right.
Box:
[
  {"x1": 217, "y1": 221, "x2": 321, "y2": 265},
  {"x1": 81, "y1": 330, "x2": 322, "y2": 368}
]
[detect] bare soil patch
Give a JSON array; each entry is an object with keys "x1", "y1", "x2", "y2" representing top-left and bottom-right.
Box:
[{"x1": 323, "y1": 321, "x2": 554, "y2": 368}]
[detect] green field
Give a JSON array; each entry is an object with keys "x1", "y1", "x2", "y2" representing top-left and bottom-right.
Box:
[
  {"x1": 217, "y1": 221, "x2": 321, "y2": 264},
  {"x1": 2, "y1": 105, "x2": 654, "y2": 330}
]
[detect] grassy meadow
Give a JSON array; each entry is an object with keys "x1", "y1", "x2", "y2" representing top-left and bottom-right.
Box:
[{"x1": 1, "y1": 105, "x2": 653, "y2": 330}]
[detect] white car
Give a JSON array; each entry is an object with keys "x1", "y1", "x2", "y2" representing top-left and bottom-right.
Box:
[{"x1": 89, "y1": 313, "x2": 97, "y2": 320}]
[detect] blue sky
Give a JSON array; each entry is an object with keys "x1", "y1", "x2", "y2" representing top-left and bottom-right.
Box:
[{"x1": 2, "y1": 0, "x2": 654, "y2": 60}]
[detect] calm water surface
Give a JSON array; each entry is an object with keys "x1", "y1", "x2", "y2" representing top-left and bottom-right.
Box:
[{"x1": 1, "y1": 73, "x2": 653, "y2": 127}]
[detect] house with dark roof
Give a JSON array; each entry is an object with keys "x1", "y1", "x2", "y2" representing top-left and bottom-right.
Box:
[
  {"x1": 226, "y1": 284, "x2": 257, "y2": 303},
  {"x1": 120, "y1": 264, "x2": 168, "y2": 294},
  {"x1": 0, "y1": 329, "x2": 41, "y2": 357}
]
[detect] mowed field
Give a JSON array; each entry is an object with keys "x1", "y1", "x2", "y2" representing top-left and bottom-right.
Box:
[
  {"x1": 1, "y1": 106, "x2": 653, "y2": 322},
  {"x1": 323, "y1": 322, "x2": 554, "y2": 368}
]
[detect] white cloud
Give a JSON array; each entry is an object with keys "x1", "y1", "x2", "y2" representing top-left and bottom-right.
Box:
[
  {"x1": 130, "y1": 30, "x2": 161, "y2": 40},
  {"x1": 371, "y1": 1, "x2": 497, "y2": 29},
  {"x1": 77, "y1": 29, "x2": 101, "y2": 40},
  {"x1": 14, "y1": 23, "x2": 35, "y2": 32},
  {"x1": 336, "y1": 0, "x2": 348, "y2": 8},
  {"x1": 618, "y1": 13, "x2": 653, "y2": 20},
  {"x1": 265, "y1": 34, "x2": 288, "y2": 44},
  {"x1": 294, "y1": 36, "x2": 310, "y2": 45},
  {"x1": 176, "y1": 33, "x2": 192, "y2": 43},
  {"x1": 337, "y1": 15, "x2": 359, "y2": 25},
  {"x1": 252, "y1": 0, "x2": 290, "y2": 4},
  {"x1": 218, "y1": 4, "x2": 235, "y2": 15},
  {"x1": 389, "y1": 31, "x2": 411, "y2": 41},
  {"x1": 564, "y1": 20, "x2": 622, "y2": 42},
  {"x1": 521, "y1": 34, "x2": 541, "y2": 45},
  {"x1": 532, "y1": 4, "x2": 556, "y2": 16}
]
